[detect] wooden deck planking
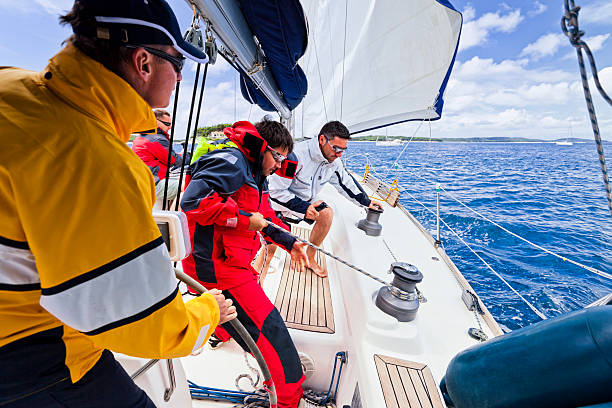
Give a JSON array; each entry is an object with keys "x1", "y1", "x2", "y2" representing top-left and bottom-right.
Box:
[
  {"x1": 273, "y1": 224, "x2": 334, "y2": 334},
  {"x1": 374, "y1": 354, "x2": 444, "y2": 408}
]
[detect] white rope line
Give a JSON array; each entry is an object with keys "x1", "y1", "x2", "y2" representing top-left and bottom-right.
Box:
[
  {"x1": 438, "y1": 186, "x2": 612, "y2": 281},
  {"x1": 371, "y1": 162, "x2": 611, "y2": 281},
  {"x1": 403, "y1": 190, "x2": 548, "y2": 320}
]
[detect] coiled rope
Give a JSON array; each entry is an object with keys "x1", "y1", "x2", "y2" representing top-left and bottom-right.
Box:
[{"x1": 561, "y1": 0, "x2": 612, "y2": 215}]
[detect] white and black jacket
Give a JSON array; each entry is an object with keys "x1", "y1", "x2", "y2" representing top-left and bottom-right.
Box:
[{"x1": 268, "y1": 136, "x2": 371, "y2": 219}]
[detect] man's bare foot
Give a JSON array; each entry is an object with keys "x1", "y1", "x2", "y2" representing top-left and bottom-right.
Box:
[{"x1": 307, "y1": 259, "x2": 327, "y2": 277}]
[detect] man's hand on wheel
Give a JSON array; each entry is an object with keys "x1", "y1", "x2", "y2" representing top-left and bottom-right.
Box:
[{"x1": 208, "y1": 289, "x2": 237, "y2": 324}]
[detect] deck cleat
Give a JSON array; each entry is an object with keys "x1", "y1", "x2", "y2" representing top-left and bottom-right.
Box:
[{"x1": 375, "y1": 262, "x2": 423, "y2": 322}]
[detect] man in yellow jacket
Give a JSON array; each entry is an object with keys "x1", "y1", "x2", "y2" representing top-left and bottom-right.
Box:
[{"x1": 0, "y1": 0, "x2": 236, "y2": 406}]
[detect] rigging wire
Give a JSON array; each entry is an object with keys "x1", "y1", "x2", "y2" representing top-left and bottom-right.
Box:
[
  {"x1": 174, "y1": 62, "x2": 210, "y2": 211},
  {"x1": 365, "y1": 159, "x2": 612, "y2": 281},
  {"x1": 402, "y1": 189, "x2": 548, "y2": 320},
  {"x1": 162, "y1": 81, "x2": 181, "y2": 210},
  {"x1": 561, "y1": 0, "x2": 612, "y2": 215},
  {"x1": 174, "y1": 64, "x2": 201, "y2": 208},
  {"x1": 339, "y1": 0, "x2": 348, "y2": 121}
]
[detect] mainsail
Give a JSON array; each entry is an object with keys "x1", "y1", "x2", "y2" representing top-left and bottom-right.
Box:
[{"x1": 297, "y1": 0, "x2": 462, "y2": 138}]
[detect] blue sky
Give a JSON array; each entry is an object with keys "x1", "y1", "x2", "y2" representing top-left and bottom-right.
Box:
[{"x1": 1, "y1": 0, "x2": 611, "y2": 141}]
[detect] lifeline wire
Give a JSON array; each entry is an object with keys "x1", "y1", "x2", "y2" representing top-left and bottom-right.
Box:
[
  {"x1": 366, "y1": 161, "x2": 611, "y2": 281},
  {"x1": 402, "y1": 190, "x2": 548, "y2": 320},
  {"x1": 562, "y1": 0, "x2": 612, "y2": 215}
]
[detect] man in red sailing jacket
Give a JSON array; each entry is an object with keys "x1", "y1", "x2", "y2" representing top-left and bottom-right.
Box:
[
  {"x1": 132, "y1": 109, "x2": 185, "y2": 204},
  {"x1": 181, "y1": 119, "x2": 309, "y2": 408}
]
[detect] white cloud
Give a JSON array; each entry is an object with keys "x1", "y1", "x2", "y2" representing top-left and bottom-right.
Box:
[
  {"x1": 528, "y1": 2, "x2": 547, "y2": 17},
  {"x1": 0, "y1": 0, "x2": 71, "y2": 14},
  {"x1": 453, "y1": 57, "x2": 574, "y2": 83},
  {"x1": 520, "y1": 33, "x2": 567, "y2": 60},
  {"x1": 583, "y1": 33, "x2": 610, "y2": 52},
  {"x1": 580, "y1": 0, "x2": 612, "y2": 25},
  {"x1": 35, "y1": 0, "x2": 72, "y2": 15},
  {"x1": 562, "y1": 33, "x2": 610, "y2": 60},
  {"x1": 460, "y1": 8, "x2": 524, "y2": 51}
]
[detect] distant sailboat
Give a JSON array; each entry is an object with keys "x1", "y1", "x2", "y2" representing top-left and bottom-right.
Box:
[
  {"x1": 376, "y1": 127, "x2": 404, "y2": 146},
  {"x1": 556, "y1": 122, "x2": 574, "y2": 145}
]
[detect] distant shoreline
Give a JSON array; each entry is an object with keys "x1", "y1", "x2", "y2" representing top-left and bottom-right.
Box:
[{"x1": 350, "y1": 138, "x2": 607, "y2": 143}]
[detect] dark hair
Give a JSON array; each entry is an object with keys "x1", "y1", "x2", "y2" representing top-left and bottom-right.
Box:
[
  {"x1": 319, "y1": 120, "x2": 350, "y2": 140},
  {"x1": 254, "y1": 118, "x2": 293, "y2": 152},
  {"x1": 153, "y1": 109, "x2": 171, "y2": 120},
  {"x1": 59, "y1": 2, "x2": 133, "y2": 78}
]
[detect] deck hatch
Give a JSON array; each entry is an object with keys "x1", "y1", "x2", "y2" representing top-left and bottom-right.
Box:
[
  {"x1": 273, "y1": 225, "x2": 335, "y2": 333},
  {"x1": 374, "y1": 354, "x2": 444, "y2": 408}
]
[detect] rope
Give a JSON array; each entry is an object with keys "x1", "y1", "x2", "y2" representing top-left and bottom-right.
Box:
[
  {"x1": 561, "y1": 0, "x2": 612, "y2": 215},
  {"x1": 438, "y1": 186, "x2": 612, "y2": 281},
  {"x1": 263, "y1": 221, "x2": 411, "y2": 298},
  {"x1": 360, "y1": 162, "x2": 612, "y2": 281},
  {"x1": 174, "y1": 269, "x2": 277, "y2": 407},
  {"x1": 402, "y1": 190, "x2": 548, "y2": 320}
]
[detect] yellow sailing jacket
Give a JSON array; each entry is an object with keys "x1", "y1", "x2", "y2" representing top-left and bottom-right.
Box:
[{"x1": 0, "y1": 44, "x2": 219, "y2": 395}]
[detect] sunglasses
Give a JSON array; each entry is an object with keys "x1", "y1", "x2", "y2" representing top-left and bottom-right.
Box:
[
  {"x1": 158, "y1": 119, "x2": 172, "y2": 127},
  {"x1": 324, "y1": 137, "x2": 347, "y2": 154},
  {"x1": 267, "y1": 146, "x2": 286, "y2": 163},
  {"x1": 126, "y1": 45, "x2": 185, "y2": 73}
]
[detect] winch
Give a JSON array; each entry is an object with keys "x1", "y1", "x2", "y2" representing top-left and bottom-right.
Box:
[
  {"x1": 357, "y1": 207, "x2": 383, "y2": 236},
  {"x1": 375, "y1": 262, "x2": 423, "y2": 322}
]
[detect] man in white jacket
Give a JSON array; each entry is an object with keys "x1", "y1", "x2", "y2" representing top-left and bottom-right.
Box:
[{"x1": 266, "y1": 121, "x2": 382, "y2": 277}]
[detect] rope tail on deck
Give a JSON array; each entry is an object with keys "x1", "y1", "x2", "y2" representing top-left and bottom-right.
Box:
[{"x1": 174, "y1": 269, "x2": 278, "y2": 408}]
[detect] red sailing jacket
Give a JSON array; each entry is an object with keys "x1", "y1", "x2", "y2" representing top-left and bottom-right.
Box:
[
  {"x1": 180, "y1": 147, "x2": 294, "y2": 289},
  {"x1": 132, "y1": 128, "x2": 183, "y2": 183}
]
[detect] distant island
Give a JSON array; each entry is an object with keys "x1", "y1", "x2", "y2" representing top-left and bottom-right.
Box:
[{"x1": 350, "y1": 135, "x2": 603, "y2": 143}]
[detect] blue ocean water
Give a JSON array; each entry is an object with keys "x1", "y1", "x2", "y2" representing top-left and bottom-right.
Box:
[{"x1": 344, "y1": 141, "x2": 612, "y2": 331}]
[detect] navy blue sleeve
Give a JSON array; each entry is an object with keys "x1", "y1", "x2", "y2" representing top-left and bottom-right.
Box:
[
  {"x1": 181, "y1": 149, "x2": 246, "y2": 212},
  {"x1": 262, "y1": 224, "x2": 296, "y2": 251}
]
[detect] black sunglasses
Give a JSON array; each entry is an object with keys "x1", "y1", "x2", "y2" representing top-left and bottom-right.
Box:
[
  {"x1": 158, "y1": 119, "x2": 172, "y2": 127},
  {"x1": 126, "y1": 45, "x2": 185, "y2": 73}
]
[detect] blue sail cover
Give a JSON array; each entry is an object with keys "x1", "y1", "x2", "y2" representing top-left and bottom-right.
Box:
[{"x1": 237, "y1": 0, "x2": 308, "y2": 112}]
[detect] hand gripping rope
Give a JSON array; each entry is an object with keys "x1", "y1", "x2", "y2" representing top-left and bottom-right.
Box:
[{"x1": 263, "y1": 219, "x2": 414, "y2": 300}]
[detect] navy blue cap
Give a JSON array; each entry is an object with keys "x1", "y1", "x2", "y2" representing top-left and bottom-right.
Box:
[{"x1": 73, "y1": 0, "x2": 208, "y2": 63}]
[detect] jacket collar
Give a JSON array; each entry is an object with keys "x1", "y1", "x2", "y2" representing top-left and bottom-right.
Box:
[
  {"x1": 43, "y1": 43, "x2": 156, "y2": 142},
  {"x1": 307, "y1": 135, "x2": 329, "y2": 164},
  {"x1": 157, "y1": 127, "x2": 170, "y2": 139}
]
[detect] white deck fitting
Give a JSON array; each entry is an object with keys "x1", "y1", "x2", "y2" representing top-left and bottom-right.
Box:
[{"x1": 126, "y1": 178, "x2": 500, "y2": 407}]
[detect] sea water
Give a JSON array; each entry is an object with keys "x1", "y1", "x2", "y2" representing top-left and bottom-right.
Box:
[{"x1": 345, "y1": 141, "x2": 611, "y2": 331}]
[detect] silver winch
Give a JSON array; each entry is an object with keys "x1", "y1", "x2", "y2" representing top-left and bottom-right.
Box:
[
  {"x1": 357, "y1": 207, "x2": 383, "y2": 236},
  {"x1": 375, "y1": 262, "x2": 423, "y2": 322}
]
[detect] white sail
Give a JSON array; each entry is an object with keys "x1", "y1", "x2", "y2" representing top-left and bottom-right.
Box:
[{"x1": 298, "y1": 0, "x2": 462, "y2": 138}]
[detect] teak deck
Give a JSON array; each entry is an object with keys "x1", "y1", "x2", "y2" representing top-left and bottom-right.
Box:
[
  {"x1": 273, "y1": 225, "x2": 335, "y2": 334},
  {"x1": 374, "y1": 354, "x2": 444, "y2": 408}
]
